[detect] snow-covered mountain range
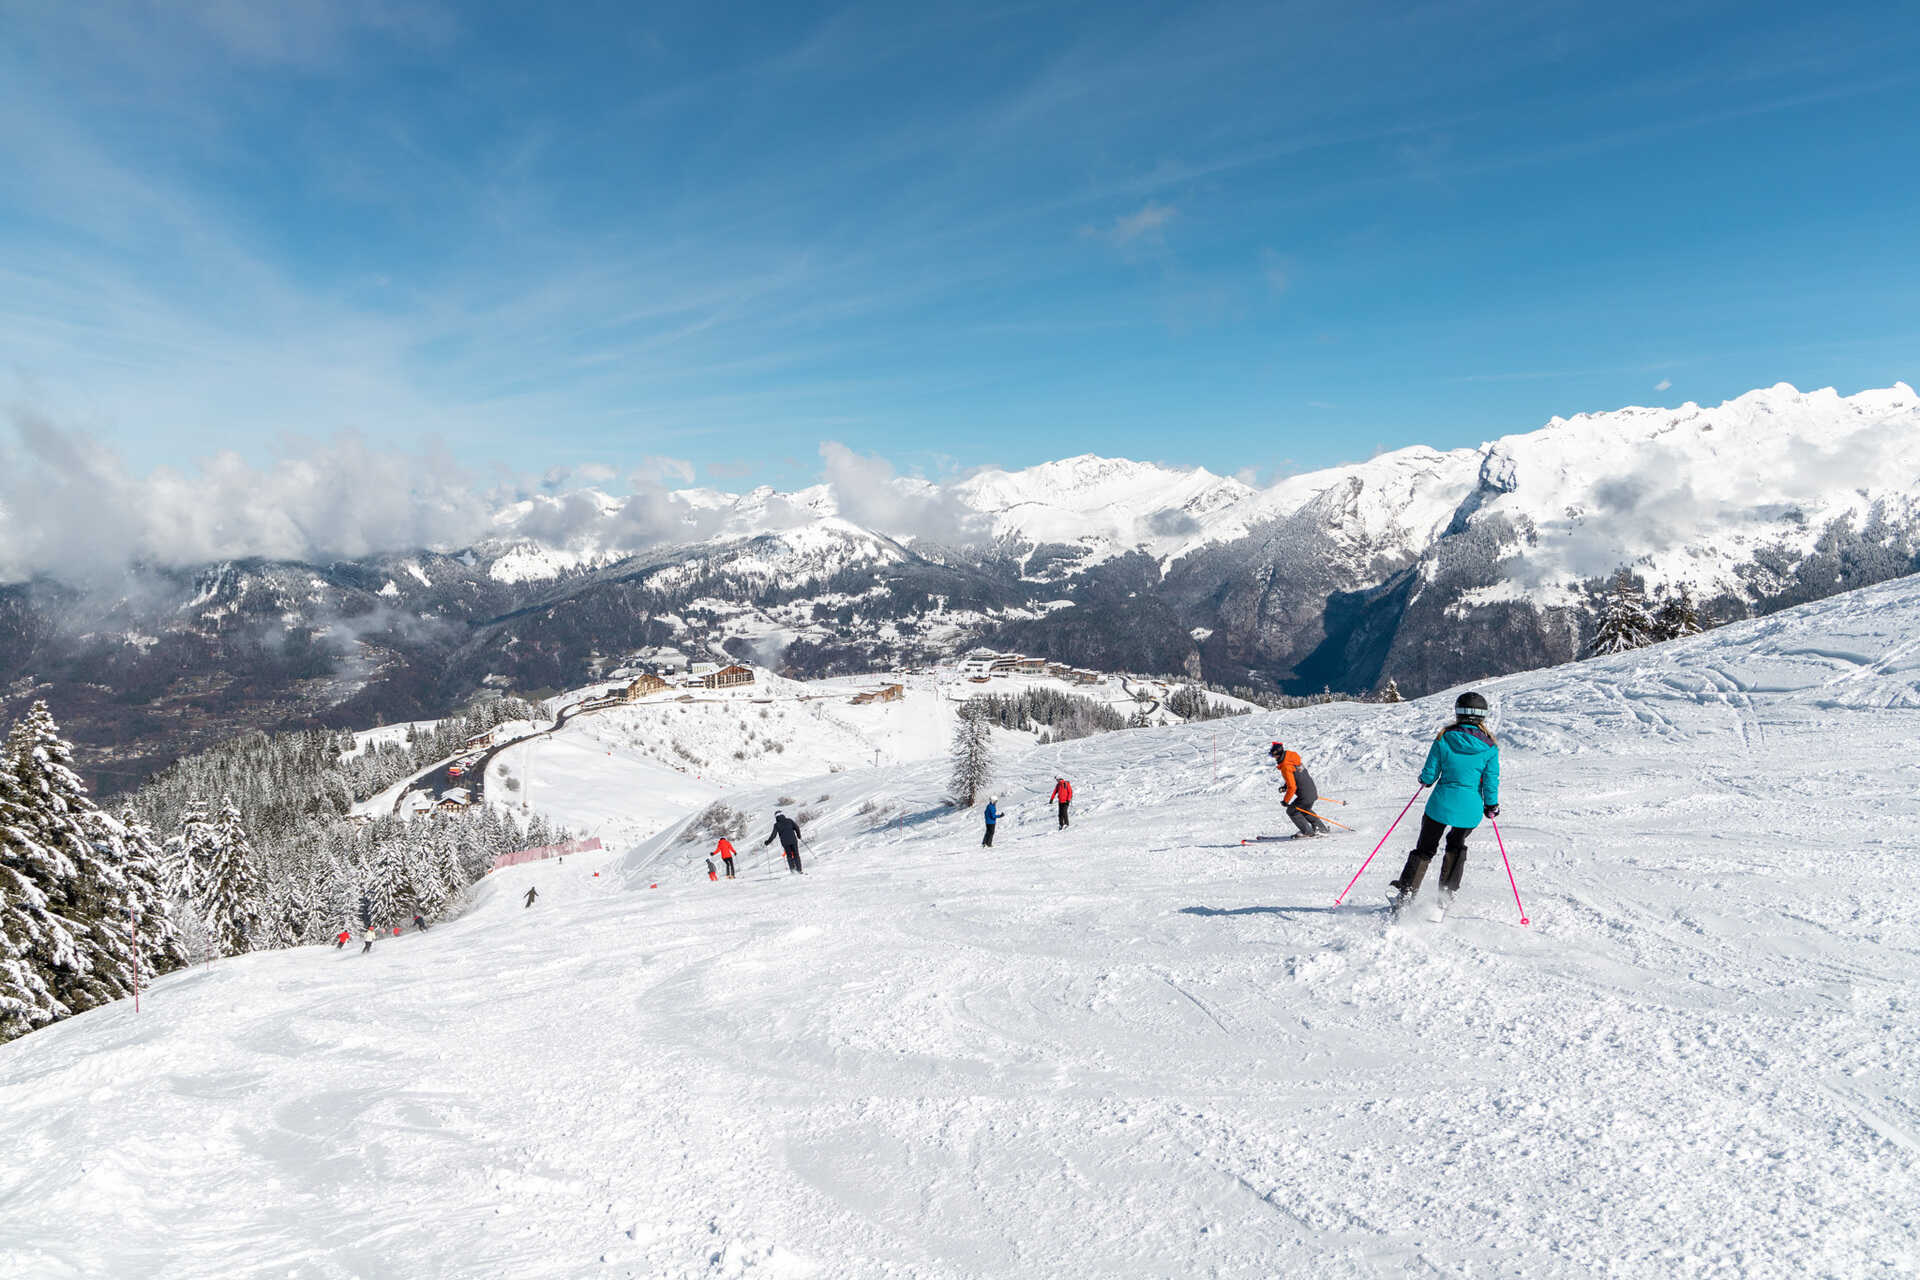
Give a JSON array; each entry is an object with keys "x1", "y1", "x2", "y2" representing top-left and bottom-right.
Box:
[{"x1": 4, "y1": 382, "x2": 1917, "y2": 790}]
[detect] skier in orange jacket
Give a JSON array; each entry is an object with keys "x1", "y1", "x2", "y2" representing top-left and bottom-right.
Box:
[
  {"x1": 1049, "y1": 778, "x2": 1073, "y2": 829},
  {"x1": 1269, "y1": 742, "x2": 1332, "y2": 838},
  {"x1": 714, "y1": 837, "x2": 737, "y2": 879}
]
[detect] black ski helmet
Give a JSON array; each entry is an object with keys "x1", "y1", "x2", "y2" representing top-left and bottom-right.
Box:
[
  {"x1": 1454, "y1": 691, "x2": 1490, "y2": 722},
  {"x1": 1268, "y1": 741, "x2": 1284, "y2": 757}
]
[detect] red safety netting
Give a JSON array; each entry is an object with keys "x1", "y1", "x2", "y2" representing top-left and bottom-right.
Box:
[{"x1": 491, "y1": 836, "x2": 604, "y2": 871}]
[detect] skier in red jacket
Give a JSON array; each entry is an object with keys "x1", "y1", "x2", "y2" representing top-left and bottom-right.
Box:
[
  {"x1": 334, "y1": 929, "x2": 350, "y2": 950},
  {"x1": 715, "y1": 837, "x2": 737, "y2": 878},
  {"x1": 1049, "y1": 778, "x2": 1073, "y2": 829}
]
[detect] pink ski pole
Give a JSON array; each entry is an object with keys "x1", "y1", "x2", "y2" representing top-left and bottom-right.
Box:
[
  {"x1": 1489, "y1": 818, "x2": 1529, "y2": 926},
  {"x1": 1333, "y1": 786, "x2": 1424, "y2": 905}
]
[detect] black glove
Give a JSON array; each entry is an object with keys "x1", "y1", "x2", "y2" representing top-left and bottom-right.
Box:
[{"x1": 1484, "y1": 804, "x2": 1500, "y2": 819}]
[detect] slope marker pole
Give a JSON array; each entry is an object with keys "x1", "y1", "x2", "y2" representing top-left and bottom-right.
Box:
[
  {"x1": 1333, "y1": 786, "x2": 1424, "y2": 906},
  {"x1": 1489, "y1": 818, "x2": 1530, "y2": 926}
]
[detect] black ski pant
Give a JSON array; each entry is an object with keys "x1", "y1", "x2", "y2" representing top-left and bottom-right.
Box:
[
  {"x1": 361, "y1": 941, "x2": 372, "y2": 954},
  {"x1": 783, "y1": 845, "x2": 803, "y2": 874},
  {"x1": 1394, "y1": 816, "x2": 1471, "y2": 894},
  {"x1": 982, "y1": 822, "x2": 996, "y2": 847},
  {"x1": 1056, "y1": 801, "x2": 1070, "y2": 828},
  {"x1": 1286, "y1": 783, "x2": 1330, "y2": 836},
  {"x1": 722, "y1": 857, "x2": 735, "y2": 878}
]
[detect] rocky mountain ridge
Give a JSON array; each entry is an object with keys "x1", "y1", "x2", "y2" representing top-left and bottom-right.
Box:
[{"x1": 5, "y1": 382, "x2": 1917, "y2": 791}]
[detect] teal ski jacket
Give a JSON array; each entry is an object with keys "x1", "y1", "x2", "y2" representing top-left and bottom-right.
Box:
[{"x1": 1418, "y1": 725, "x2": 1501, "y2": 829}]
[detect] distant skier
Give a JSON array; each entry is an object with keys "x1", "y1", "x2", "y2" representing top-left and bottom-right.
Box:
[
  {"x1": 360, "y1": 929, "x2": 374, "y2": 955},
  {"x1": 765, "y1": 810, "x2": 804, "y2": 874},
  {"x1": 1269, "y1": 742, "x2": 1332, "y2": 837},
  {"x1": 1049, "y1": 778, "x2": 1073, "y2": 829},
  {"x1": 982, "y1": 797, "x2": 999, "y2": 847},
  {"x1": 524, "y1": 886, "x2": 539, "y2": 909},
  {"x1": 715, "y1": 837, "x2": 737, "y2": 878},
  {"x1": 1390, "y1": 691, "x2": 1502, "y2": 914},
  {"x1": 412, "y1": 913, "x2": 429, "y2": 932},
  {"x1": 707, "y1": 858, "x2": 719, "y2": 882},
  {"x1": 334, "y1": 929, "x2": 350, "y2": 950}
]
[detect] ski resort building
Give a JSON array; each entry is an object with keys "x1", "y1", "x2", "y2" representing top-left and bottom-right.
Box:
[
  {"x1": 850, "y1": 683, "x2": 905, "y2": 705},
  {"x1": 705, "y1": 664, "x2": 756, "y2": 689},
  {"x1": 624, "y1": 673, "x2": 671, "y2": 700}
]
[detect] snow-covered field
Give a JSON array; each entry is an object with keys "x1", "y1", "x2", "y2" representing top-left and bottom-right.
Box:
[{"x1": 4, "y1": 578, "x2": 1920, "y2": 1277}]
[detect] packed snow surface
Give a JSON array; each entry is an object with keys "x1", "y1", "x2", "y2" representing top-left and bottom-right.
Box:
[{"x1": 5, "y1": 578, "x2": 1920, "y2": 1276}]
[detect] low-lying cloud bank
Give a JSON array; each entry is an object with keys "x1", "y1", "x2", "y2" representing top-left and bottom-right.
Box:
[{"x1": 0, "y1": 410, "x2": 985, "y2": 584}]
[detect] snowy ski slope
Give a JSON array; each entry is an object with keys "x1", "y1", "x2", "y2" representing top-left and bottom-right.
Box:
[{"x1": 3, "y1": 578, "x2": 1918, "y2": 1277}]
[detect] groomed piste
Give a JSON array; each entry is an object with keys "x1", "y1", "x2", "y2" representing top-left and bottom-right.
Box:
[{"x1": 3, "y1": 577, "x2": 1918, "y2": 1277}]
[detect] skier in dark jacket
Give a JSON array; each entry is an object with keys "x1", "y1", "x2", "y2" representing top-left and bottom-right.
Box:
[
  {"x1": 1270, "y1": 742, "x2": 1332, "y2": 837},
  {"x1": 523, "y1": 886, "x2": 539, "y2": 909},
  {"x1": 982, "y1": 797, "x2": 999, "y2": 847},
  {"x1": 1391, "y1": 691, "x2": 1502, "y2": 914},
  {"x1": 765, "y1": 811, "x2": 804, "y2": 873},
  {"x1": 412, "y1": 913, "x2": 429, "y2": 932},
  {"x1": 1049, "y1": 779, "x2": 1072, "y2": 828}
]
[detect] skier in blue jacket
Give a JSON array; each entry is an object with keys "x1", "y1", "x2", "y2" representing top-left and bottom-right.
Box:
[
  {"x1": 981, "y1": 798, "x2": 999, "y2": 847},
  {"x1": 1390, "y1": 691, "x2": 1501, "y2": 913}
]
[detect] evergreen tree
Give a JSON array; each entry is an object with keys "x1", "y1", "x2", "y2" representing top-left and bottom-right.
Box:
[
  {"x1": 6, "y1": 703, "x2": 130, "y2": 1012},
  {"x1": 1591, "y1": 572, "x2": 1657, "y2": 656},
  {"x1": 164, "y1": 798, "x2": 216, "y2": 902},
  {"x1": 199, "y1": 798, "x2": 267, "y2": 956},
  {"x1": 1378, "y1": 678, "x2": 1403, "y2": 704},
  {"x1": 0, "y1": 751, "x2": 75, "y2": 1043},
  {"x1": 1652, "y1": 588, "x2": 1705, "y2": 641},
  {"x1": 112, "y1": 809, "x2": 189, "y2": 982},
  {"x1": 363, "y1": 844, "x2": 406, "y2": 931},
  {"x1": 949, "y1": 704, "x2": 994, "y2": 807}
]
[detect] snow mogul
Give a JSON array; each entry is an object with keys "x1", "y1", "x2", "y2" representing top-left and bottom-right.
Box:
[
  {"x1": 1268, "y1": 742, "x2": 1332, "y2": 837},
  {"x1": 1390, "y1": 691, "x2": 1501, "y2": 914}
]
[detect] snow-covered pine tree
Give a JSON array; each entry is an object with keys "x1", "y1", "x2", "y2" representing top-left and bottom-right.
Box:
[
  {"x1": 199, "y1": 798, "x2": 267, "y2": 956},
  {"x1": 949, "y1": 703, "x2": 994, "y2": 808},
  {"x1": 114, "y1": 809, "x2": 188, "y2": 979},
  {"x1": 363, "y1": 842, "x2": 408, "y2": 931},
  {"x1": 408, "y1": 830, "x2": 451, "y2": 922},
  {"x1": 164, "y1": 798, "x2": 216, "y2": 903},
  {"x1": 1590, "y1": 571, "x2": 1657, "y2": 656},
  {"x1": 1652, "y1": 588, "x2": 1705, "y2": 641},
  {"x1": 1378, "y1": 678, "x2": 1403, "y2": 703},
  {"x1": 5, "y1": 702, "x2": 131, "y2": 1012},
  {"x1": 0, "y1": 748, "x2": 76, "y2": 1043}
]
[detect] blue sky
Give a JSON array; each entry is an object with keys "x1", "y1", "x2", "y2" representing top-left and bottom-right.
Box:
[{"x1": 3, "y1": 0, "x2": 1917, "y2": 496}]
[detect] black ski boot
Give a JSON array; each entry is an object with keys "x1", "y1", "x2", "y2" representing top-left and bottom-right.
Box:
[{"x1": 1388, "y1": 850, "x2": 1431, "y2": 918}]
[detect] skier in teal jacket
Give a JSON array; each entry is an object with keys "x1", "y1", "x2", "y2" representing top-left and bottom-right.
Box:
[{"x1": 1391, "y1": 691, "x2": 1501, "y2": 912}]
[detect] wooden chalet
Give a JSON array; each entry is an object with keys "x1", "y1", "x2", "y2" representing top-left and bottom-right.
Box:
[{"x1": 625, "y1": 673, "x2": 671, "y2": 700}]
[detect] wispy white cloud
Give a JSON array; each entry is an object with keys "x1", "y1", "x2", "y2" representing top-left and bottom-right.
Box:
[
  {"x1": 1654, "y1": 377, "x2": 1673, "y2": 391},
  {"x1": 1086, "y1": 201, "x2": 1176, "y2": 250}
]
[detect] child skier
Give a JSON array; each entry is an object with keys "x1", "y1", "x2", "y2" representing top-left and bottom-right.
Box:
[
  {"x1": 1390, "y1": 691, "x2": 1501, "y2": 914},
  {"x1": 1049, "y1": 778, "x2": 1072, "y2": 828},
  {"x1": 982, "y1": 797, "x2": 999, "y2": 847},
  {"x1": 1269, "y1": 742, "x2": 1332, "y2": 837}
]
